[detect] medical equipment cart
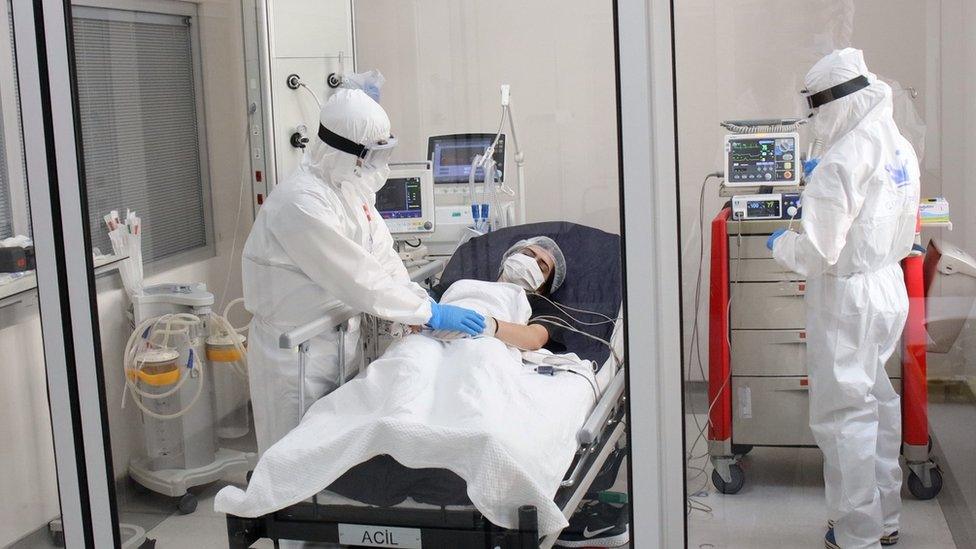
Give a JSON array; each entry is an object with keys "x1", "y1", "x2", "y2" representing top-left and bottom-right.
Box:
[{"x1": 706, "y1": 208, "x2": 941, "y2": 499}]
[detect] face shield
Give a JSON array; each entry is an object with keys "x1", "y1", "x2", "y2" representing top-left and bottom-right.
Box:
[{"x1": 317, "y1": 124, "x2": 398, "y2": 171}]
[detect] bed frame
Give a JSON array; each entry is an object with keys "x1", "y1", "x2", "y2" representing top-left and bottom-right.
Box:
[{"x1": 226, "y1": 254, "x2": 628, "y2": 548}]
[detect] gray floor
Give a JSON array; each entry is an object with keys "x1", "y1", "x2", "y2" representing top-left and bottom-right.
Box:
[
  {"x1": 927, "y1": 382, "x2": 976, "y2": 549},
  {"x1": 40, "y1": 390, "x2": 967, "y2": 549},
  {"x1": 684, "y1": 378, "x2": 961, "y2": 549},
  {"x1": 685, "y1": 440, "x2": 955, "y2": 549}
]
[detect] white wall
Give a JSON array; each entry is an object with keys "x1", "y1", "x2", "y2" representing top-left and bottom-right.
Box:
[
  {"x1": 0, "y1": 0, "x2": 250, "y2": 544},
  {"x1": 674, "y1": 0, "x2": 963, "y2": 381},
  {"x1": 352, "y1": 0, "x2": 620, "y2": 233},
  {"x1": 0, "y1": 307, "x2": 60, "y2": 547}
]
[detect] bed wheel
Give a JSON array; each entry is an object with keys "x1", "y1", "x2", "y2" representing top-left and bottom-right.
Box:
[
  {"x1": 907, "y1": 466, "x2": 943, "y2": 500},
  {"x1": 731, "y1": 444, "x2": 753, "y2": 456},
  {"x1": 711, "y1": 464, "x2": 744, "y2": 495},
  {"x1": 177, "y1": 492, "x2": 198, "y2": 514}
]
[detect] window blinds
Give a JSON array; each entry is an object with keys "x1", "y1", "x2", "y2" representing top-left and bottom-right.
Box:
[
  {"x1": 73, "y1": 11, "x2": 206, "y2": 261},
  {"x1": 0, "y1": 104, "x2": 10, "y2": 240},
  {"x1": 0, "y1": 6, "x2": 14, "y2": 239}
]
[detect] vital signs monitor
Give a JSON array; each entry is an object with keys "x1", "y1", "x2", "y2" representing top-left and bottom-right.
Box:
[
  {"x1": 724, "y1": 132, "x2": 801, "y2": 187},
  {"x1": 428, "y1": 134, "x2": 506, "y2": 184},
  {"x1": 376, "y1": 163, "x2": 436, "y2": 237}
]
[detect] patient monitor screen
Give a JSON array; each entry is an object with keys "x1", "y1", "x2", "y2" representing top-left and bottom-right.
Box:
[
  {"x1": 376, "y1": 177, "x2": 423, "y2": 219},
  {"x1": 727, "y1": 136, "x2": 797, "y2": 185}
]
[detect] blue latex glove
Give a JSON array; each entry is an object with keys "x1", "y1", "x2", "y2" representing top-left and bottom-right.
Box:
[
  {"x1": 766, "y1": 229, "x2": 787, "y2": 251},
  {"x1": 803, "y1": 158, "x2": 820, "y2": 177},
  {"x1": 427, "y1": 302, "x2": 486, "y2": 336}
]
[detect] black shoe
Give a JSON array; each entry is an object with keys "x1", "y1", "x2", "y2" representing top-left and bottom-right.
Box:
[
  {"x1": 827, "y1": 520, "x2": 898, "y2": 546},
  {"x1": 555, "y1": 501, "x2": 629, "y2": 548}
]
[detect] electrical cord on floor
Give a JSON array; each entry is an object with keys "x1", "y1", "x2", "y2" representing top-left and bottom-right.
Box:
[{"x1": 684, "y1": 172, "x2": 743, "y2": 515}]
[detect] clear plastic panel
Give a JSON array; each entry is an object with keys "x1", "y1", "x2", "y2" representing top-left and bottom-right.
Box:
[{"x1": 678, "y1": 1, "x2": 976, "y2": 546}]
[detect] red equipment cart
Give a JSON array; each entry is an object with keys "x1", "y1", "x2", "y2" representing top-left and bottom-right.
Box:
[{"x1": 706, "y1": 207, "x2": 941, "y2": 499}]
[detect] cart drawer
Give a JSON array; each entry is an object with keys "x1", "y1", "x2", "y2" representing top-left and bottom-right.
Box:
[
  {"x1": 730, "y1": 282, "x2": 805, "y2": 329},
  {"x1": 731, "y1": 330, "x2": 806, "y2": 376},
  {"x1": 732, "y1": 376, "x2": 902, "y2": 447},
  {"x1": 728, "y1": 235, "x2": 774, "y2": 259},
  {"x1": 731, "y1": 329, "x2": 903, "y2": 378},
  {"x1": 730, "y1": 258, "x2": 804, "y2": 282}
]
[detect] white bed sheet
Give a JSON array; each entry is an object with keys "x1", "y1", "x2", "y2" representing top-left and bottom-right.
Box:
[{"x1": 214, "y1": 281, "x2": 618, "y2": 536}]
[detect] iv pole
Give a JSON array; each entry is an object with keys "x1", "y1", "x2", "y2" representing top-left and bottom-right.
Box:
[{"x1": 499, "y1": 85, "x2": 527, "y2": 224}]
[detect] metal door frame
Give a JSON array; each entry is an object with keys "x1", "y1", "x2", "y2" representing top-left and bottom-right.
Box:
[
  {"x1": 12, "y1": 0, "x2": 119, "y2": 546},
  {"x1": 616, "y1": 0, "x2": 686, "y2": 546},
  {"x1": 10, "y1": 0, "x2": 687, "y2": 547}
]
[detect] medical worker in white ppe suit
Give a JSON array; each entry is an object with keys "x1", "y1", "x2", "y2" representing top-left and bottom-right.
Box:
[
  {"x1": 768, "y1": 49, "x2": 920, "y2": 549},
  {"x1": 243, "y1": 89, "x2": 485, "y2": 455}
]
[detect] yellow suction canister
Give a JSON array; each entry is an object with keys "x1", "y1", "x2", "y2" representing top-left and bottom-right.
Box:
[{"x1": 128, "y1": 348, "x2": 181, "y2": 387}]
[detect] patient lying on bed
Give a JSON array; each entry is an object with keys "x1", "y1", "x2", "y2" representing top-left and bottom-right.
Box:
[
  {"x1": 430, "y1": 237, "x2": 578, "y2": 355},
  {"x1": 215, "y1": 237, "x2": 598, "y2": 536}
]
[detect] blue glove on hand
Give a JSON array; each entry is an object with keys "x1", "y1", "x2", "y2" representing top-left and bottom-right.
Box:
[
  {"x1": 427, "y1": 302, "x2": 486, "y2": 336},
  {"x1": 766, "y1": 229, "x2": 787, "y2": 251},
  {"x1": 803, "y1": 158, "x2": 820, "y2": 177}
]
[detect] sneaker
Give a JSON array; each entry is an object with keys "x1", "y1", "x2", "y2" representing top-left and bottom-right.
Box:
[
  {"x1": 825, "y1": 528, "x2": 840, "y2": 549},
  {"x1": 555, "y1": 501, "x2": 630, "y2": 548},
  {"x1": 881, "y1": 531, "x2": 899, "y2": 546},
  {"x1": 826, "y1": 521, "x2": 898, "y2": 546}
]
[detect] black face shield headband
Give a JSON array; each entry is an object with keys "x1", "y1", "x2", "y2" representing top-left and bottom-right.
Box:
[
  {"x1": 318, "y1": 124, "x2": 397, "y2": 169},
  {"x1": 804, "y1": 75, "x2": 870, "y2": 111}
]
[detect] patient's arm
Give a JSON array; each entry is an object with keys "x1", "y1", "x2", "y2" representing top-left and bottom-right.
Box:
[{"x1": 493, "y1": 319, "x2": 549, "y2": 351}]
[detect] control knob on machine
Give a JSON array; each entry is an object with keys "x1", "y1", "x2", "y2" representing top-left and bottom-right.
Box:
[
  {"x1": 424, "y1": 221, "x2": 433, "y2": 230},
  {"x1": 787, "y1": 205, "x2": 798, "y2": 217}
]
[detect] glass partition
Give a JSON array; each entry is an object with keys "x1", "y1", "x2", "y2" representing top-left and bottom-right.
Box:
[
  {"x1": 0, "y1": 1, "x2": 63, "y2": 546},
  {"x1": 676, "y1": 2, "x2": 975, "y2": 547},
  {"x1": 65, "y1": 0, "x2": 633, "y2": 546}
]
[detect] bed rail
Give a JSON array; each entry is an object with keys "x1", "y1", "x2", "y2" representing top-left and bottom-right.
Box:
[
  {"x1": 278, "y1": 304, "x2": 359, "y2": 349},
  {"x1": 278, "y1": 304, "x2": 360, "y2": 421},
  {"x1": 577, "y1": 369, "x2": 625, "y2": 445}
]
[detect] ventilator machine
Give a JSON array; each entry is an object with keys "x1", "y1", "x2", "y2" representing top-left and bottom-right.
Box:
[{"x1": 423, "y1": 85, "x2": 526, "y2": 255}]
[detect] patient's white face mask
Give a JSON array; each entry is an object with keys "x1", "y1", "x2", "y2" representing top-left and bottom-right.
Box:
[{"x1": 500, "y1": 253, "x2": 546, "y2": 291}]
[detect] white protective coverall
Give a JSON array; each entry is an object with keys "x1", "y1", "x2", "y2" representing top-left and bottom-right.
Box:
[
  {"x1": 772, "y1": 49, "x2": 920, "y2": 549},
  {"x1": 242, "y1": 89, "x2": 432, "y2": 455}
]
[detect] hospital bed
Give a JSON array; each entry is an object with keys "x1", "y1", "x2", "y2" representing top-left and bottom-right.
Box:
[{"x1": 224, "y1": 222, "x2": 627, "y2": 549}]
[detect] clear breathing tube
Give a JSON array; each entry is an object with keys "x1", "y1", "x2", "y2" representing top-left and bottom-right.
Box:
[
  {"x1": 467, "y1": 102, "x2": 514, "y2": 233},
  {"x1": 468, "y1": 154, "x2": 484, "y2": 232},
  {"x1": 485, "y1": 160, "x2": 498, "y2": 230}
]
